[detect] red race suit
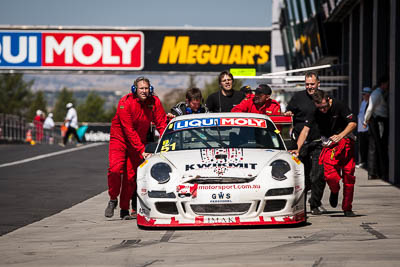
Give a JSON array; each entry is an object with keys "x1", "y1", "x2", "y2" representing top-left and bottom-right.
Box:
[
  {"x1": 107, "y1": 93, "x2": 167, "y2": 210},
  {"x1": 231, "y1": 97, "x2": 281, "y2": 115},
  {"x1": 307, "y1": 98, "x2": 357, "y2": 211},
  {"x1": 319, "y1": 138, "x2": 355, "y2": 211}
]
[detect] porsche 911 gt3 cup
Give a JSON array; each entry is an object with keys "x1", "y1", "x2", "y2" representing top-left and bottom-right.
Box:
[{"x1": 137, "y1": 113, "x2": 305, "y2": 227}]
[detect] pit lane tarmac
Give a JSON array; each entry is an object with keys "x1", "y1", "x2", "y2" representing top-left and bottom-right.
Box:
[{"x1": 0, "y1": 144, "x2": 400, "y2": 266}]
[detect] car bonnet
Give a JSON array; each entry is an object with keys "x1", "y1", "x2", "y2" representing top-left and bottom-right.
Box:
[{"x1": 160, "y1": 148, "x2": 283, "y2": 179}]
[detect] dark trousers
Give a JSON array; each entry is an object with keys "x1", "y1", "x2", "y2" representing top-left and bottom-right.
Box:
[
  {"x1": 367, "y1": 116, "x2": 389, "y2": 179},
  {"x1": 357, "y1": 131, "x2": 369, "y2": 166},
  {"x1": 299, "y1": 142, "x2": 326, "y2": 209},
  {"x1": 63, "y1": 126, "x2": 81, "y2": 145}
]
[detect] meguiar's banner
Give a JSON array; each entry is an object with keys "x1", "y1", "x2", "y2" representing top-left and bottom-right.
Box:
[
  {"x1": 0, "y1": 28, "x2": 271, "y2": 72},
  {"x1": 145, "y1": 29, "x2": 271, "y2": 72}
]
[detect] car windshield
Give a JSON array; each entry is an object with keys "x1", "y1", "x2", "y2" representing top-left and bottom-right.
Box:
[{"x1": 157, "y1": 117, "x2": 285, "y2": 152}]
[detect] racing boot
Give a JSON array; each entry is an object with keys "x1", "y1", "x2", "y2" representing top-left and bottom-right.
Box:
[
  {"x1": 105, "y1": 199, "x2": 118, "y2": 218},
  {"x1": 329, "y1": 191, "x2": 338, "y2": 208},
  {"x1": 344, "y1": 210, "x2": 356, "y2": 217},
  {"x1": 311, "y1": 207, "x2": 323, "y2": 215},
  {"x1": 120, "y1": 209, "x2": 135, "y2": 220}
]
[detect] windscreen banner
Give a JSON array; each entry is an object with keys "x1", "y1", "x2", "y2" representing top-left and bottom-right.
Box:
[{"x1": 0, "y1": 29, "x2": 270, "y2": 72}]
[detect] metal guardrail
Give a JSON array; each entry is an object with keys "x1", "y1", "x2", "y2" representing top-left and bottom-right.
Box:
[
  {"x1": 0, "y1": 114, "x2": 112, "y2": 144},
  {"x1": 0, "y1": 113, "x2": 27, "y2": 143},
  {"x1": 29, "y1": 122, "x2": 64, "y2": 145},
  {"x1": 0, "y1": 113, "x2": 63, "y2": 144}
]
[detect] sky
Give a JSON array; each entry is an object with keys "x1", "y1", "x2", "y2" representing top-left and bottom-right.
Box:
[
  {"x1": 0, "y1": 0, "x2": 272, "y2": 28},
  {"x1": 0, "y1": 0, "x2": 273, "y2": 97}
]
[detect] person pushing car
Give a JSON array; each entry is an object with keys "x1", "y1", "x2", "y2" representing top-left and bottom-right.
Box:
[{"x1": 105, "y1": 76, "x2": 167, "y2": 220}]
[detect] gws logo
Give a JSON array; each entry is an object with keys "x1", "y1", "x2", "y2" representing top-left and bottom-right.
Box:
[
  {"x1": 212, "y1": 192, "x2": 231, "y2": 200},
  {"x1": 211, "y1": 192, "x2": 232, "y2": 203}
]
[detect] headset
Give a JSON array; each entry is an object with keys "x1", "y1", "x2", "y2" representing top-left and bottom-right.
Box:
[
  {"x1": 131, "y1": 76, "x2": 154, "y2": 95},
  {"x1": 185, "y1": 106, "x2": 202, "y2": 114}
]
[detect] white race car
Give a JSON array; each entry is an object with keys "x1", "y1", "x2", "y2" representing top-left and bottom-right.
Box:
[{"x1": 137, "y1": 113, "x2": 306, "y2": 227}]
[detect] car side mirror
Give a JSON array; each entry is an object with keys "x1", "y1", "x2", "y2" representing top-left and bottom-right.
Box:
[
  {"x1": 285, "y1": 140, "x2": 297, "y2": 151},
  {"x1": 145, "y1": 142, "x2": 158, "y2": 153}
]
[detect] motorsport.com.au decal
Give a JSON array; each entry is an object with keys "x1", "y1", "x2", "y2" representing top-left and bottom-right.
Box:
[{"x1": 185, "y1": 162, "x2": 257, "y2": 171}]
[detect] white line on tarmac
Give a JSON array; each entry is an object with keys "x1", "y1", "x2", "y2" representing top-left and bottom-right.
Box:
[{"x1": 0, "y1": 143, "x2": 106, "y2": 168}]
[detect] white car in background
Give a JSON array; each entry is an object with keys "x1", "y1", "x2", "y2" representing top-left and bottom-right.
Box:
[{"x1": 136, "y1": 113, "x2": 306, "y2": 227}]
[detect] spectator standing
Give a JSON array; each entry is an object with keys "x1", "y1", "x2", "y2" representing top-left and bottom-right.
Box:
[
  {"x1": 169, "y1": 87, "x2": 208, "y2": 117},
  {"x1": 296, "y1": 90, "x2": 357, "y2": 217},
  {"x1": 356, "y1": 87, "x2": 372, "y2": 169},
  {"x1": 33, "y1": 109, "x2": 44, "y2": 143},
  {"x1": 43, "y1": 112, "x2": 55, "y2": 144},
  {"x1": 43, "y1": 112, "x2": 55, "y2": 130},
  {"x1": 60, "y1": 103, "x2": 81, "y2": 147},
  {"x1": 363, "y1": 75, "x2": 389, "y2": 180},
  {"x1": 284, "y1": 72, "x2": 325, "y2": 215},
  {"x1": 206, "y1": 70, "x2": 244, "y2": 112},
  {"x1": 105, "y1": 76, "x2": 167, "y2": 220},
  {"x1": 232, "y1": 84, "x2": 281, "y2": 115}
]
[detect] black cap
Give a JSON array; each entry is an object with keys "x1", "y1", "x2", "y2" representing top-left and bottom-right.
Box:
[{"x1": 255, "y1": 84, "x2": 272, "y2": 95}]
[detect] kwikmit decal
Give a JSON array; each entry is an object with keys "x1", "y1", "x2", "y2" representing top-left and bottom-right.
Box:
[
  {"x1": 185, "y1": 162, "x2": 257, "y2": 171},
  {"x1": 184, "y1": 148, "x2": 257, "y2": 176}
]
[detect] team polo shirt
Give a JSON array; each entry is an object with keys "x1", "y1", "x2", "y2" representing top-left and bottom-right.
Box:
[
  {"x1": 306, "y1": 98, "x2": 356, "y2": 138},
  {"x1": 286, "y1": 90, "x2": 320, "y2": 142},
  {"x1": 206, "y1": 90, "x2": 245, "y2": 112}
]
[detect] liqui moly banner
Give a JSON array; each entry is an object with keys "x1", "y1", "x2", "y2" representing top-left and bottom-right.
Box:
[{"x1": 0, "y1": 31, "x2": 144, "y2": 70}]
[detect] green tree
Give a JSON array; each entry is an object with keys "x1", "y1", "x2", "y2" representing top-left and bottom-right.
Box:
[
  {"x1": 27, "y1": 91, "x2": 47, "y2": 121},
  {"x1": 53, "y1": 87, "x2": 76, "y2": 122},
  {"x1": 160, "y1": 75, "x2": 199, "y2": 112},
  {"x1": 77, "y1": 92, "x2": 107, "y2": 122},
  {"x1": 161, "y1": 88, "x2": 186, "y2": 112},
  {"x1": 0, "y1": 73, "x2": 33, "y2": 117},
  {"x1": 104, "y1": 104, "x2": 117, "y2": 122}
]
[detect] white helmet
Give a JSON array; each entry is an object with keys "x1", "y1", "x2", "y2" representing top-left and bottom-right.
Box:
[
  {"x1": 66, "y1": 103, "x2": 73, "y2": 109},
  {"x1": 36, "y1": 109, "x2": 42, "y2": 116}
]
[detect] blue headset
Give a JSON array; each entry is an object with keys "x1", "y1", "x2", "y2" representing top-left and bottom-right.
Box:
[
  {"x1": 131, "y1": 77, "x2": 154, "y2": 95},
  {"x1": 185, "y1": 106, "x2": 203, "y2": 114}
]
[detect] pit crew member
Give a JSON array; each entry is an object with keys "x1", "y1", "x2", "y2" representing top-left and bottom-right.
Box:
[
  {"x1": 206, "y1": 70, "x2": 245, "y2": 112},
  {"x1": 231, "y1": 84, "x2": 281, "y2": 115},
  {"x1": 168, "y1": 87, "x2": 208, "y2": 119},
  {"x1": 105, "y1": 76, "x2": 167, "y2": 219},
  {"x1": 295, "y1": 89, "x2": 357, "y2": 217},
  {"x1": 284, "y1": 71, "x2": 325, "y2": 215}
]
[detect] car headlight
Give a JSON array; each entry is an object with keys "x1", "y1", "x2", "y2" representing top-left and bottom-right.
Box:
[
  {"x1": 270, "y1": 160, "x2": 290, "y2": 181},
  {"x1": 150, "y1": 162, "x2": 172, "y2": 184}
]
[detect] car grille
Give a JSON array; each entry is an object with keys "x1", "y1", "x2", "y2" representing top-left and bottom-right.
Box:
[
  {"x1": 263, "y1": 200, "x2": 287, "y2": 212},
  {"x1": 191, "y1": 203, "x2": 251, "y2": 215},
  {"x1": 155, "y1": 202, "x2": 178, "y2": 214}
]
